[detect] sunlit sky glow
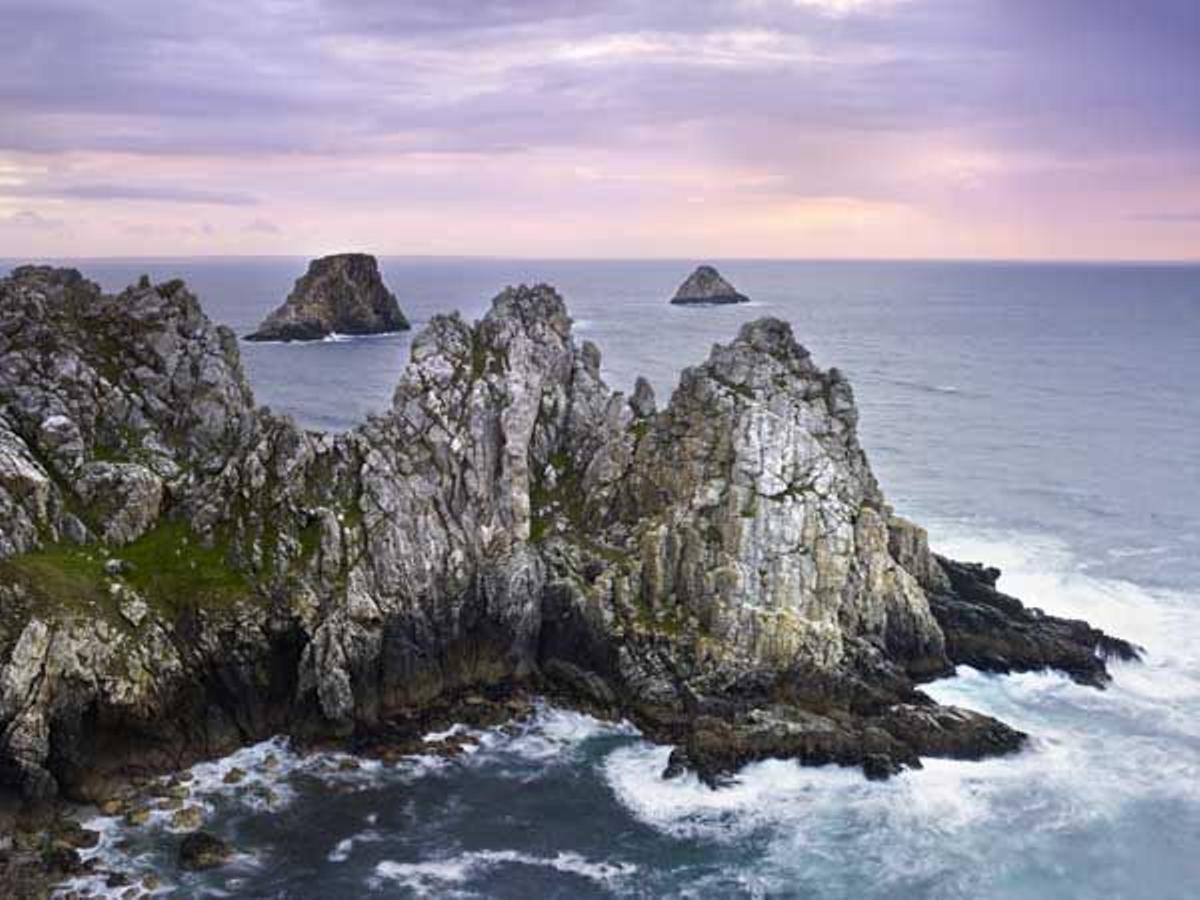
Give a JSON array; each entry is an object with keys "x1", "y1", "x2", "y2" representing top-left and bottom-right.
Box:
[{"x1": 1, "y1": 0, "x2": 1198, "y2": 259}]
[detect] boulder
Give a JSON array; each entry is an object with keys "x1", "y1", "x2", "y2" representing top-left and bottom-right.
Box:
[{"x1": 178, "y1": 832, "x2": 231, "y2": 870}]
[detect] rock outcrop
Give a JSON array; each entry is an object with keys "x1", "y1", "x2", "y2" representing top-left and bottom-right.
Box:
[
  {"x1": 670, "y1": 265, "x2": 749, "y2": 305},
  {"x1": 244, "y1": 253, "x2": 409, "y2": 342},
  {"x1": 0, "y1": 265, "x2": 1137, "y2": 820}
]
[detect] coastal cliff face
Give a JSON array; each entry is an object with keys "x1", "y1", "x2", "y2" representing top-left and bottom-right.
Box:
[
  {"x1": 0, "y1": 265, "x2": 1136, "y2": 816},
  {"x1": 244, "y1": 253, "x2": 409, "y2": 341}
]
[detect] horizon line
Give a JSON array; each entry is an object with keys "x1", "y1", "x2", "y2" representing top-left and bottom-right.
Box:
[{"x1": 3, "y1": 253, "x2": 1199, "y2": 267}]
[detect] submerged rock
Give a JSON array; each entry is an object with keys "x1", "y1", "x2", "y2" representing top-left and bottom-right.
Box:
[
  {"x1": 178, "y1": 831, "x2": 231, "y2": 870},
  {"x1": 244, "y1": 253, "x2": 409, "y2": 342},
  {"x1": 0, "y1": 263, "x2": 1137, "y2": 814},
  {"x1": 670, "y1": 265, "x2": 749, "y2": 305}
]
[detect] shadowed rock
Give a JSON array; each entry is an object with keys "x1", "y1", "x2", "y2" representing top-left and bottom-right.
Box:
[
  {"x1": 244, "y1": 253, "x2": 409, "y2": 342},
  {"x1": 178, "y1": 832, "x2": 231, "y2": 871},
  {"x1": 670, "y1": 265, "x2": 749, "y2": 305}
]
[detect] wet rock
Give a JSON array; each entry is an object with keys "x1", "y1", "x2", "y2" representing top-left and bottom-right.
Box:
[
  {"x1": 244, "y1": 253, "x2": 409, "y2": 342},
  {"x1": 123, "y1": 808, "x2": 150, "y2": 827},
  {"x1": 51, "y1": 820, "x2": 100, "y2": 851},
  {"x1": 44, "y1": 846, "x2": 84, "y2": 876},
  {"x1": 178, "y1": 832, "x2": 231, "y2": 871},
  {"x1": 170, "y1": 806, "x2": 204, "y2": 831},
  {"x1": 222, "y1": 768, "x2": 247, "y2": 785},
  {"x1": 862, "y1": 753, "x2": 903, "y2": 781}
]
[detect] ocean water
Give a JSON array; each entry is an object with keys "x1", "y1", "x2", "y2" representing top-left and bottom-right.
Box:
[{"x1": 8, "y1": 257, "x2": 1200, "y2": 898}]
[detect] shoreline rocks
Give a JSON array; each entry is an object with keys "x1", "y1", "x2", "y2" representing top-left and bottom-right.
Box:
[
  {"x1": 670, "y1": 264, "x2": 749, "y2": 304},
  {"x1": 178, "y1": 832, "x2": 231, "y2": 871},
  {"x1": 244, "y1": 253, "x2": 409, "y2": 342},
  {"x1": 0, "y1": 263, "x2": 1139, "y2": 835}
]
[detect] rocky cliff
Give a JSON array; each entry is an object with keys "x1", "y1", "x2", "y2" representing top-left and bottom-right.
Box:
[
  {"x1": 244, "y1": 253, "x2": 409, "y2": 341},
  {"x1": 670, "y1": 265, "x2": 749, "y2": 304},
  {"x1": 0, "y1": 265, "x2": 1137, "y2": 820}
]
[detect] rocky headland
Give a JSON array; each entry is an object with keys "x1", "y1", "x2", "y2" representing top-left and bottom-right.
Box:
[
  {"x1": 670, "y1": 265, "x2": 749, "y2": 305},
  {"x1": 244, "y1": 253, "x2": 409, "y2": 342},
  {"x1": 0, "y1": 264, "x2": 1138, "y2": 886}
]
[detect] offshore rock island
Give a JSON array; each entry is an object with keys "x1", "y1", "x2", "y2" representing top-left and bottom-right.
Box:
[
  {"x1": 670, "y1": 265, "x2": 750, "y2": 305},
  {"x1": 0, "y1": 264, "x2": 1138, "y2": 837},
  {"x1": 244, "y1": 253, "x2": 409, "y2": 342}
]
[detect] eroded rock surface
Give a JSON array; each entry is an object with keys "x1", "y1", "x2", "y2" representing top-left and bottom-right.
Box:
[
  {"x1": 244, "y1": 253, "x2": 409, "y2": 342},
  {"x1": 0, "y1": 265, "x2": 1136, "y2": 816}
]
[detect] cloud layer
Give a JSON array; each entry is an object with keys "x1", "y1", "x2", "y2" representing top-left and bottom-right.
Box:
[{"x1": 1, "y1": 0, "x2": 1197, "y2": 258}]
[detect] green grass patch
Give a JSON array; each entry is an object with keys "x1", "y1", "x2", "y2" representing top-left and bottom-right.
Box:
[{"x1": 0, "y1": 519, "x2": 252, "y2": 622}]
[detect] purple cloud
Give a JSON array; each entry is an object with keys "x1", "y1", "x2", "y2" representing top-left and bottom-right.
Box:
[{"x1": 0, "y1": 0, "x2": 1196, "y2": 258}]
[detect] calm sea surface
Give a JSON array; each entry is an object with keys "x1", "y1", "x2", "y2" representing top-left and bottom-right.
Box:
[{"x1": 7, "y1": 257, "x2": 1200, "y2": 898}]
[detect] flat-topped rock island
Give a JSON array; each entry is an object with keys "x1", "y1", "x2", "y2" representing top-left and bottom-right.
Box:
[{"x1": 244, "y1": 253, "x2": 410, "y2": 342}]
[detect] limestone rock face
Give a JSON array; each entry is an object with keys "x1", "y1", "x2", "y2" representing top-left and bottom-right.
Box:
[
  {"x1": 0, "y1": 264, "x2": 1135, "y2": 810},
  {"x1": 670, "y1": 265, "x2": 749, "y2": 305},
  {"x1": 621, "y1": 319, "x2": 946, "y2": 679},
  {"x1": 244, "y1": 253, "x2": 409, "y2": 342}
]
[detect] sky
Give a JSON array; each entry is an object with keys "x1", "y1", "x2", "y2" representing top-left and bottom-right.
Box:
[{"x1": 1, "y1": 0, "x2": 1198, "y2": 260}]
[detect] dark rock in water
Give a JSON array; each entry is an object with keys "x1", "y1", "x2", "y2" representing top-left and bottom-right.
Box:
[
  {"x1": 178, "y1": 832, "x2": 231, "y2": 871},
  {"x1": 50, "y1": 820, "x2": 99, "y2": 851},
  {"x1": 244, "y1": 253, "x2": 409, "y2": 342},
  {"x1": 0, "y1": 264, "x2": 1137, "y2": 815},
  {"x1": 670, "y1": 265, "x2": 749, "y2": 305},
  {"x1": 931, "y1": 557, "x2": 1141, "y2": 686},
  {"x1": 43, "y1": 845, "x2": 84, "y2": 876},
  {"x1": 886, "y1": 516, "x2": 1142, "y2": 687}
]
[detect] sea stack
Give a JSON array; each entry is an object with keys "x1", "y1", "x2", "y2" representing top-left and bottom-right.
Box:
[
  {"x1": 244, "y1": 253, "x2": 410, "y2": 342},
  {"x1": 670, "y1": 265, "x2": 749, "y2": 305}
]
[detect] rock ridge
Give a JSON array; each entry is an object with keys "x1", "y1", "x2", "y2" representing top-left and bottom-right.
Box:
[{"x1": 0, "y1": 264, "x2": 1138, "y2": 823}]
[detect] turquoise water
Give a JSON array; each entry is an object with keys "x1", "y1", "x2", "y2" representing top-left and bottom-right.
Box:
[{"x1": 9, "y1": 258, "x2": 1199, "y2": 898}]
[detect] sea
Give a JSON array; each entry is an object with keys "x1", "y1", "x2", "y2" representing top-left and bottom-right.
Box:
[{"x1": 7, "y1": 257, "x2": 1200, "y2": 898}]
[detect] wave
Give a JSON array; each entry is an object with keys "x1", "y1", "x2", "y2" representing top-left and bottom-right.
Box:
[
  {"x1": 55, "y1": 524, "x2": 1200, "y2": 899},
  {"x1": 877, "y1": 376, "x2": 966, "y2": 396},
  {"x1": 371, "y1": 849, "x2": 638, "y2": 895},
  {"x1": 603, "y1": 522, "x2": 1200, "y2": 898}
]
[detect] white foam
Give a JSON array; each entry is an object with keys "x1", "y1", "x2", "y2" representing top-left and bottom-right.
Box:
[
  {"x1": 371, "y1": 849, "x2": 637, "y2": 894},
  {"x1": 476, "y1": 704, "x2": 634, "y2": 764},
  {"x1": 603, "y1": 523, "x2": 1200, "y2": 894},
  {"x1": 327, "y1": 829, "x2": 383, "y2": 863}
]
